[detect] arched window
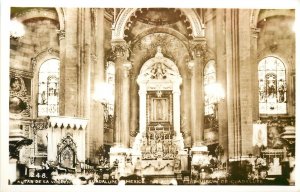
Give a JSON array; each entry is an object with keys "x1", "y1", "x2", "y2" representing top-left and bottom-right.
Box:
[
  {"x1": 258, "y1": 56, "x2": 287, "y2": 115},
  {"x1": 38, "y1": 59, "x2": 60, "y2": 116},
  {"x1": 204, "y1": 60, "x2": 217, "y2": 116},
  {"x1": 106, "y1": 61, "x2": 115, "y2": 116}
]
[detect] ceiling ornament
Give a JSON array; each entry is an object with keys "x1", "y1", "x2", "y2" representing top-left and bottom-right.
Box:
[{"x1": 112, "y1": 8, "x2": 205, "y2": 41}]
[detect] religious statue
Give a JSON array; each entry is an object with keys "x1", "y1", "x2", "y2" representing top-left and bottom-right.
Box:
[
  {"x1": 10, "y1": 77, "x2": 22, "y2": 92},
  {"x1": 155, "y1": 46, "x2": 164, "y2": 58},
  {"x1": 156, "y1": 99, "x2": 164, "y2": 120}
]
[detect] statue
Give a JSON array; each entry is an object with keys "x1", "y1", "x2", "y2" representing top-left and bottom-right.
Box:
[{"x1": 155, "y1": 46, "x2": 164, "y2": 58}]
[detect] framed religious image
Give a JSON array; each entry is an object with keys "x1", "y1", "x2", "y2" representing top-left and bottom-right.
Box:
[
  {"x1": 147, "y1": 90, "x2": 173, "y2": 125},
  {"x1": 151, "y1": 98, "x2": 168, "y2": 122}
]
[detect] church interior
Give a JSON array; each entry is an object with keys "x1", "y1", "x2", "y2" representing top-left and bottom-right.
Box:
[{"x1": 8, "y1": 7, "x2": 295, "y2": 185}]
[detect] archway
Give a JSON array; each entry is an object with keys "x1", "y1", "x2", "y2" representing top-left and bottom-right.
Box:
[{"x1": 112, "y1": 8, "x2": 205, "y2": 40}]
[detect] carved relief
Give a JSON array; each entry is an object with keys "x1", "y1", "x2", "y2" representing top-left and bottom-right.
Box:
[
  {"x1": 189, "y1": 39, "x2": 208, "y2": 61},
  {"x1": 9, "y1": 75, "x2": 31, "y2": 117},
  {"x1": 110, "y1": 40, "x2": 131, "y2": 61},
  {"x1": 138, "y1": 46, "x2": 181, "y2": 84},
  {"x1": 57, "y1": 135, "x2": 78, "y2": 168},
  {"x1": 112, "y1": 8, "x2": 204, "y2": 40},
  {"x1": 31, "y1": 48, "x2": 59, "y2": 71}
]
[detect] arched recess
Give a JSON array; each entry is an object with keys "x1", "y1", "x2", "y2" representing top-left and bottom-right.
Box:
[
  {"x1": 250, "y1": 9, "x2": 294, "y2": 28},
  {"x1": 112, "y1": 8, "x2": 205, "y2": 41},
  {"x1": 12, "y1": 8, "x2": 65, "y2": 31},
  {"x1": 31, "y1": 48, "x2": 60, "y2": 118},
  {"x1": 136, "y1": 47, "x2": 182, "y2": 138},
  {"x1": 57, "y1": 135, "x2": 78, "y2": 168}
]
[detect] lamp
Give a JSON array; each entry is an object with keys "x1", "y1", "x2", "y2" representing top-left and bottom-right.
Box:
[
  {"x1": 94, "y1": 83, "x2": 114, "y2": 104},
  {"x1": 204, "y1": 83, "x2": 225, "y2": 104},
  {"x1": 10, "y1": 19, "x2": 25, "y2": 39}
]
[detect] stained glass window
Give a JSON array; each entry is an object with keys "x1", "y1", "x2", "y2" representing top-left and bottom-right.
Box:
[
  {"x1": 106, "y1": 61, "x2": 115, "y2": 116},
  {"x1": 38, "y1": 59, "x2": 60, "y2": 116},
  {"x1": 258, "y1": 57, "x2": 287, "y2": 114},
  {"x1": 204, "y1": 60, "x2": 217, "y2": 116}
]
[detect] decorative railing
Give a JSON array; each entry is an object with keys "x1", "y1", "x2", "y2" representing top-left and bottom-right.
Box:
[{"x1": 140, "y1": 124, "x2": 178, "y2": 160}]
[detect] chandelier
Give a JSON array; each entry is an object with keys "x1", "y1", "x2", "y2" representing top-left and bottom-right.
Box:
[
  {"x1": 10, "y1": 19, "x2": 25, "y2": 39},
  {"x1": 204, "y1": 83, "x2": 225, "y2": 104}
]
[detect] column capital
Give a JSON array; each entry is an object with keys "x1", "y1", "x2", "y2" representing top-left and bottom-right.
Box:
[
  {"x1": 110, "y1": 39, "x2": 131, "y2": 61},
  {"x1": 251, "y1": 27, "x2": 260, "y2": 38},
  {"x1": 189, "y1": 38, "x2": 208, "y2": 61},
  {"x1": 57, "y1": 29, "x2": 65, "y2": 40}
]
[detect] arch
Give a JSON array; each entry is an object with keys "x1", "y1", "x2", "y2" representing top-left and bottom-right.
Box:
[
  {"x1": 113, "y1": 8, "x2": 205, "y2": 41},
  {"x1": 12, "y1": 8, "x2": 65, "y2": 31},
  {"x1": 37, "y1": 58, "x2": 60, "y2": 117},
  {"x1": 31, "y1": 48, "x2": 60, "y2": 118},
  {"x1": 55, "y1": 8, "x2": 65, "y2": 31},
  {"x1": 250, "y1": 9, "x2": 294, "y2": 28},
  {"x1": 13, "y1": 8, "x2": 58, "y2": 23},
  {"x1": 250, "y1": 9, "x2": 260, "y2": 28}
]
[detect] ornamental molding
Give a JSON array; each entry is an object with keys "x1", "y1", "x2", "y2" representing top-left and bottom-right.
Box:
[
  {"x1": 31, "y1": 48, "x2": 59, "y2": 71},
  {"x1": 48, "y1": 116, "x2": 88, "y2": 130},
  {"x1": 9, "y1": 73, "x2": 31, "y2": 117},
  {"x1": 112, "y1": 8, "x2": 205, "y2": 41},
  {"x1": 189, "y1": 39, "x2": 207, "y2": 59},
  {"x1": 137, "y1": 46, "x2": 182, "y2": 88},
  {"x1": 110, "y1": 40, "x2": 131, "y2": 60}
]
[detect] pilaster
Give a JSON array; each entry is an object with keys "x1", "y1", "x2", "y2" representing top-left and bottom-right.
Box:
[{"x1": 216, "y1": 8, "x2": 228, "y2": 163}]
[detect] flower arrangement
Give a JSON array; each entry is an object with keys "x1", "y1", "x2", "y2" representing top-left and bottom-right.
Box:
[{"x1": 255, "y1": 157, "x2": 269, "y2": 172}]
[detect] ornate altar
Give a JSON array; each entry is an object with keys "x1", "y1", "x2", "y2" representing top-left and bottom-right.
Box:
[
  {"x1": 57, "y1": 135, "x2": 78, "y2": 169},
  {"x1": 127, "y1": 47, "x2": 188, "y2": 177}
]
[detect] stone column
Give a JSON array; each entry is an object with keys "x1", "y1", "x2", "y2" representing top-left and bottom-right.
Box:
[
  {"x1": 88, "y1": 8, "x2": 105, "y2": 160},
  {"x1": 111, "y1": 40, "x2": 130, "y2": 147},
  {"x1": 216, "y1": 9, "x2": 228, "y2": 163},
  {"x1": 189, "y1": 38, "x2": 207, "y2": 147},
  {"x1": 182, "y1": 67, "x2": 192, "y2": 147},
  {"x1": 225, "y1": 9, "x2": 242, "y2": 159},
  {"x1": 109, "y1": 46, "x2": 131, "y2": 175},
  {"x1": 59, "y1": 9, "x2": 79, "y2": 116},
  {"x1": 121, "y1": 62, "x2": 132, "y2": 148},
  {"x1": 250, "y1": 27, "x2": 260, "y2": 121},
  {"x1": 239, "y1": 10, "x2": 254, "y2": 156},
  {"x1": 188, "y1": 39, "x2": 210, "y2": 167},
  {"x1": 57, "y1": 29, "x2": 66, "y2": 116}
]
